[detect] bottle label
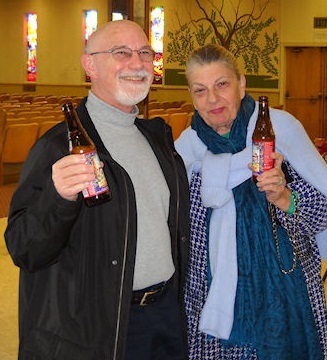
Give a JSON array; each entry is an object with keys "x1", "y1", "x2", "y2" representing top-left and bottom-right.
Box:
[
  {"x1": 82, "y1": 151, "x2": 109, "y2": 198},
  {"x1": 252, "y1": 140, "x2": 275, "y2": 176}
]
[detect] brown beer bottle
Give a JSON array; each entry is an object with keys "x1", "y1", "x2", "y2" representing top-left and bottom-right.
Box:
[
  {"x1": 252, "y1": 96, "x2": 275, "y2": 182},
  {"x1": 62, "y1": 102, "x2": 111, "y2": 206}
]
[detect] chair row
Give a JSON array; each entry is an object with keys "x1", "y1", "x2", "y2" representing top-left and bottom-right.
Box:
[
  {"x1": 0, "y1": 121, "x2": 61, "y2": 185},
  {"x1": 0, "y1": 92, "x2": 84, "y2": 106},
  {"x1": 6, "y1": 112, "x2": 65, "y2": 125},
  {"x1": 148, "y1": 112, "x2": 193, "y2": 141},
  {"x1": 148, "y1": 104, "x2": 194, "y2": 117},
  {"x1": 148, "y1": 101, "x2": 193, "y2": 112}
]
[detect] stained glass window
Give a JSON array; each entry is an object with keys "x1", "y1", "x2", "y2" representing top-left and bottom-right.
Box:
[
  {"x1": 26, "y1": 13, "x2": 37, "y2": 82},
  {"x1": 112, "y1": 13, "x2": 124, "y2": 21},
  {"x1": 150, "y1": 7, "x2": 164, "y2": 85},
  {"x1": 84, "y1": 10, "x2": 98, "y2": 82}
]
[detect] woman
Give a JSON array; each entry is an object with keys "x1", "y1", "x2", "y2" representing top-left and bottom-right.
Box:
[{"x1": 175, "y1": 44, "x2": 327, "y2": 359}]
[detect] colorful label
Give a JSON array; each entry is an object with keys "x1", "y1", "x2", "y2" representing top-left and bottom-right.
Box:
[
  {"x1": 82, "y1": 151, "x2": 109, "y2": 198},
  {"x1": 252, "y1": 140, "x2": 274, "y2": 176}
]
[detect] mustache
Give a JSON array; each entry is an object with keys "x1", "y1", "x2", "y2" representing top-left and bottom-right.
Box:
[{"x1": 117, "y1": 70, "x2": 152, "y2": 82}]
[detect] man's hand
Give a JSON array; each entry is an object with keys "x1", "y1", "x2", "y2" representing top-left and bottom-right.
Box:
[{"x1": 52, "y1": 154, "x2": 95, "y2": 201}]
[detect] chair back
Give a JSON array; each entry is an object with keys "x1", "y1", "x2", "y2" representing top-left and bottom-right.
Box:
[
  {"x1": 148, "y1": 108, "x2": 166, "y2": 117},
  {"x1": 0, "y1": 109, "x2": 7, "y2": 156},
  {"x1": 2, "y1": 123, "x2": 38, "y2": 162},
  {"x1": 151, "y1": 114, "x2": 170, "y2": 124},
  {"x1": 180, "y1": 103, "x2": 194, "y2": 113},
  {"x1": 169, "y1": 112, "x2": 188, "y2": 140},
  {"x1": 165, "y1": 107, "x2": 184, "y2": 114},
  {"x1": 31, "y1": 115, "x2": 56, "y2": 124},
  {"x1": 16, "y1": 110, "x2": 42, "y2": 120},
  {"x1": 0, "y1": 123, "x2": 38, "y2": 184},
  {"x1": 37, "y1": 121, "x2": 60, "y2": 138},
  {"x1": 5, "y1": 117, "x2": 29, "y2": 126}
]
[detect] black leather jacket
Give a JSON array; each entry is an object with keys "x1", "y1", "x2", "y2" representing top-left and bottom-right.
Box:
[{"x1": 5, "y1": 98, "x2": 190, "y2": 360}]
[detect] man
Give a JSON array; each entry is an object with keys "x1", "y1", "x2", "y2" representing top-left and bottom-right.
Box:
[{"x1": 5, "y1": 20, "x2": 190, "y2": 360}]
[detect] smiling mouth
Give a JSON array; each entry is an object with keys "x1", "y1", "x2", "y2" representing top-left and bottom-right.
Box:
[
  {"x1": 121, "y1": 75, "x2": 146, "y2": 82},
  {"x1": 210, "y1": 107, "x2": 224, "y2": 114}
]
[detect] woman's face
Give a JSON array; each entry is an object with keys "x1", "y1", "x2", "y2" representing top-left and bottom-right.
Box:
[{"x1": 188, "y1": 62, "x2": 246, "y2": 134}]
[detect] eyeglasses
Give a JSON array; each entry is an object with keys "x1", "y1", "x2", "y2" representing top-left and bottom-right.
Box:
[{"x1": 89, "y1": 46, "x2": 155, "y2": 62}]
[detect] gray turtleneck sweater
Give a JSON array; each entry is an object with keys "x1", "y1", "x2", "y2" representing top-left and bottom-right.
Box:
[{"x1": 86, "y1": 92, "x2": 175, "y2": 290}]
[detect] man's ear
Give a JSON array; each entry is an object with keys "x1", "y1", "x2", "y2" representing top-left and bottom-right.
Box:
[{"x1": 81, "y1": 54, "x2": 96, "y2": 78}]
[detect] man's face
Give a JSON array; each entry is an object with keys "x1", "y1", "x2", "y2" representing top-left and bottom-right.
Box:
[{"x1": 84, "y1": 22, "x2": 154, "y2": 112}]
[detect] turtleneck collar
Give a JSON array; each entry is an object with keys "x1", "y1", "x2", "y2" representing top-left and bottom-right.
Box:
[{"x1": 85, "y1": 91, "x2": 139, "y2": 131}]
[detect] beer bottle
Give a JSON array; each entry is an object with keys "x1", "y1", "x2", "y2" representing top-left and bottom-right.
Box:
[
  {"x1": 252, "y1": 96, "x2": 275, "y2": 182},
  {"x1": 62, "y1": 102, "x2": 111, "y2": 206}
]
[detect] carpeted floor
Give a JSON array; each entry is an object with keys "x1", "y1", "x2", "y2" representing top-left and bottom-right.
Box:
[{"x1": 0, "y1": 217, "x2": 19, "y2": 360}]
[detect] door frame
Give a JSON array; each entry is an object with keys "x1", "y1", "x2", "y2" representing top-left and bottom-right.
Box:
[{"x1": 280, "y1": 43, "x2": 327, "y2": 106}]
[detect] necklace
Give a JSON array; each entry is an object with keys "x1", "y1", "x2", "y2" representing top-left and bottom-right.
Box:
[{"x1": 268, "y1": 190, "x2": 312, "y2": 275}]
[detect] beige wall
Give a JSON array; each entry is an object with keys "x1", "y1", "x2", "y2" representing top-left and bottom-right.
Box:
[{"x1": 281, "y1": 0, "x2": 327, "y2": 45}]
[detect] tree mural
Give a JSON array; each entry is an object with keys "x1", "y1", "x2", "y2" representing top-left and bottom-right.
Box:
[{"x1": 167, "y1": 0, "x2": 279, "y2": 77}]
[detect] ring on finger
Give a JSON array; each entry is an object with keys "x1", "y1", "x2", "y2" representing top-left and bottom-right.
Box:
[{"x1": 277, "y1": 175, "x2": 283, "y2": 186}]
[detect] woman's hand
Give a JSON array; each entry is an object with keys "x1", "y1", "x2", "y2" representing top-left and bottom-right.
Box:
[{"x1": 249, "y1": 152, "x2": 291, "y2": 212}]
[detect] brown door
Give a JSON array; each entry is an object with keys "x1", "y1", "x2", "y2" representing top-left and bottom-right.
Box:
[{"x1": 285, "y1": 47, "x2": 327, "y2": 140}]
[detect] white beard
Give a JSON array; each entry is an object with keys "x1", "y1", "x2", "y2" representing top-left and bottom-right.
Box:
[
  {"x1": 115, "y1": 84, "x2": 150, "y2": 106},
  {"x1": 115, "y1": 70, "x2": 152, "y2": 106}
]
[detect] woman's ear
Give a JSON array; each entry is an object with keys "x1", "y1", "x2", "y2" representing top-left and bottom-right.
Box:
[{"x1": 239, "y1": 74, "x2": 246, "y2": 99}]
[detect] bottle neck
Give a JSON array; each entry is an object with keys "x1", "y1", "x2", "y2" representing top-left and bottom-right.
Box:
[{"x1": 258, "y1": 102, "x2": 269, "y2": 118}]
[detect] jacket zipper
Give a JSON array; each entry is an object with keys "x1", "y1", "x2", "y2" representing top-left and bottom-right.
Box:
[
  {"x1": 113, "y1": 174, "x2": 130, "y2": 360},
  {"x1": 163, "y1": 129, "x2": 180, "y2": 262}
]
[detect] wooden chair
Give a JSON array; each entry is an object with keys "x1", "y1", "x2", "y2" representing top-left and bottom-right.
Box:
[
  {"x1": 40, "y1": 105, "x2": 57, "y2": 111},
  {"x1": 45, "y1": 95, "x2": 59, "y2": 104},
  {"x1": 160, "y1": 101, "x2": 173, "y2": 109},
  {"x1": 149, "y1": 113, "x2": 170, "y2": 124},
  {"x1": 0, "y1": 93, "x2": 11, "y2": 102},
  {"x1": 58, "y1": 97, "x2": 73, "y2": 106},
  {"x1": 180, "y1": 102, "x2": 194, "y2": 113},
  {"x1": 72, "y1": 96, "x2": 84, "y2": 107},
  {"x1": 20, "y1": 94, "x2": 34, "y2": 103},
  {"x1": 32, "y1": 96, "x2": 47, "y2": 103},
  {"x1": 165, "y1": 107, "x2": 184, "y2": 114},
  {"x1": 170, "y1": 101, "x2": 183, "y2": 108},
  {"x1": 4, "y1": 111, "x2": 17, "y2": 119},
  {"x1": 1, "y1": 104, "x2": 21, "y2": 112},
  {"x1": 37, "y1": 120, "x2": 60, "y2": 138},
  {"x1": 16, "y1": 110, "x2": 42, "y2": 120},
  {"x1": 168, "y1": 112, "x2": 188, "y2": 140},
  {"x1": 0, "y1": 123, "x2": 38, "y2": 185},
  {"x1": 185, "y1": 112, "x2": 194, "y2": 128},
  {"x1": 9, "y1": 94, "x2": 23, "y2": 102},
  {"x1": 31, "y1": 102, "x2": 49, "y2": 108},
  {"x1": 7, "y1": 108, "x2": 30, "y2": 117},
  {"x1": 0, "y1": 108, "x2": 7, "y2": 157},
  {"x1": 3, "y1": 99, "x2": 20, "y2": 104},
  {"x1": 30, "y1": 115, "x2": 56, "y2": 124},
  {"x1": 148, "y1": 108, "x2": 166, "y2": 117},
  {"x1": 43, "y1": 109, "x2": 65, "y2": 119},
  {"x1": 147, "y1": 101, "x2": 161, "y2": 110},
  {"x1": 5, "y1": 117, "x2": 30, "y2": 126}
]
